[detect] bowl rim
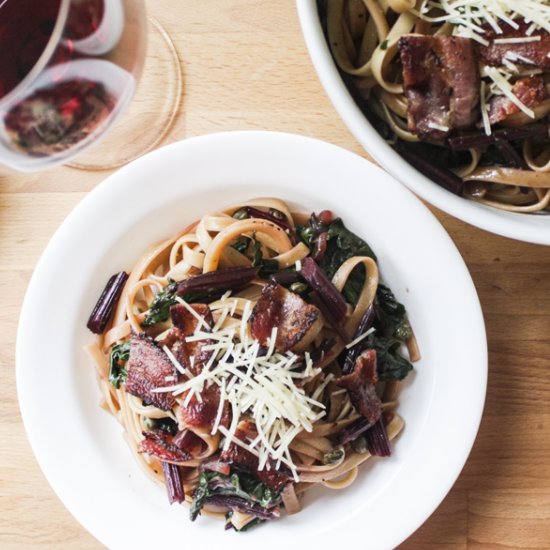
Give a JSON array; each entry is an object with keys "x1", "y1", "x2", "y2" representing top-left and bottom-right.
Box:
[{"x1": 296, "y1": 0, "x2": 550, "y2": 245}]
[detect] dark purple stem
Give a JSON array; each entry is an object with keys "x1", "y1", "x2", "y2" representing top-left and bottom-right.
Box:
[
  {"x1": 269, "y1": 270, "x2": 300, "y2": 286},
  {"x1": 245, "y1": 206, "x2": 295, "y2": 233},
  {"x1": 309, "y1": 291, "x2": 350, "y2": 344},
  {"x1": 494, "y1": 139, "x2": 528, "y2": 169},
  {"x1": 394, "y1": 141, "x2": 464, "y2": 196},
  {"x1": 204, "y1": 495, "x2": 279, "y2": 520},
  {"x1": 309, "y1": 338, "x2": 336, "y2": 364},
  {"x1": 87, "y1": 271, "x2": 128, "y2": 334},
  {"x1": 161, "y1": 462, "x2": 185, "y2": 504},
  {"x1": 341, "y1": 304, "x2": 376, "y2": 375},
  {"x1": 333, "y1": 417, "x2": 375, "y2": 446},
  {"x1": 300, "y1": 257, "x2": 348, "y2": 322},
  {"x1": 448, "y1": 123, "x2": 548, "y2": 151},
  {"x1": 366, "y1": 417, "x2": 392, "y2": 457},
  {"x1": 176, "y1": 266, "x2": 259, "y2": 296}
]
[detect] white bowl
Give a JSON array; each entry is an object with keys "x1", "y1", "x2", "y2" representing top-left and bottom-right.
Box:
[
  {"x1": 296, "y1": 0, "x2": 550, "y2": 245},
  {"x1": 17, "y1": 131, "x2": 487, "y2": 550}
]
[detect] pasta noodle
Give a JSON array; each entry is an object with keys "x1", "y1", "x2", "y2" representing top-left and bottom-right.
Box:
[
  {"x1": 321, "y1": 0, "x2": 550, "y2": 214},
  {"x1": 86, "y1": 198, "x2": 418, "y2": 531}
]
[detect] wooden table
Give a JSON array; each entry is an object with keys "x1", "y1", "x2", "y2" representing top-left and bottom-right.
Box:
[{"x1": 2, "y1": 1, "x2": 549, "y2": 548}]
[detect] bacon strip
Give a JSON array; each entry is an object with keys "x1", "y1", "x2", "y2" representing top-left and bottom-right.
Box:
[
  {"x1": 125, "y1": 332, "x2": 177, "y2": 411},
  {"x1": 139, "y1": 429, "x2": 191, "y2": 463},
  {"x1": 399, "y1": 35, "x2": 480, "y2": 139},
  {"x1": 336, "y1": 349, "x2": 381, "y2": 424},
  {"x1": 158, "y1": 303, "x2": 215, "y2": 376},
  {"x1": 488, "y1": 76, "x2": 548, "y2": 124},
  {"x1": 219, "y1": 423, "x2": 291, "y2": 492},
  {"x1": 179, "y1": 384, "x2": 231, "y2": 431},
  {"x1": 480, "y1": 21, "x2": 550, "y2": 69},
  {"x1": 158, "y1": 303, "x2": 230, "y2": 431},
  {"x1": 173, "y1": 429, "x2": 206, "y2": 456},
  {"x1": 249, "y1": 282, "x2": 322, "y2": 353}
]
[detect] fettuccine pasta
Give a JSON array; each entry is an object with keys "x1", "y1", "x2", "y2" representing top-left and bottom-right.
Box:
[{"x1": 86, "y1": 198, "x2": 418, "y2": 531}]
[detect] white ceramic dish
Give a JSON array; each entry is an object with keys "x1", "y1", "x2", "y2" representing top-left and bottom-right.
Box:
[
  {"x1": 296, "y1": 0, "x2": 550, "y2": 245},
  {"x1": 17, "y1": 131, "x2": 487, "y2": 550}
]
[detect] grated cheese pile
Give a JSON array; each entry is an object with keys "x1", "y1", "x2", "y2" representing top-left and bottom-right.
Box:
[
  {"x1": 416, "y1": 1, "x2": 550, "y2": 45},
  {"x1": 155, "y1": 298, "x2": 328, "y2": 481},
  {"x1": 416, "y1": 1, "x2": 550, "y2": 133}
]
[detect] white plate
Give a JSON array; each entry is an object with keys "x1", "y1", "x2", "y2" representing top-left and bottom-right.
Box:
[
  {"x1": 296, "y1": 0, "x2": 550, "y2": 245},
  {"x1": 17, "y1": 131, "x2": 487, "y2": 550}
]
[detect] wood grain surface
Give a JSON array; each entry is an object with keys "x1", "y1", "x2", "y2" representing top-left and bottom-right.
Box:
[{"x1": 1, "y1": 1, "x2": 550, "y2": 548}]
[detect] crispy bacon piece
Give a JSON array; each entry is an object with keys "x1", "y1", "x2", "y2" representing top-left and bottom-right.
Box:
[
  {"x1": 219, "y1": 422, "x2": 291, "y2": 492},
  {"x1": 488, "y1": 76, "x2": 548, "y2": 124},
  {"x1": 399, "y1": 35, "x2": 480, "y2": 139},
  {"x1": 336, "y1": 349, "x2": 381, "y2": 424},
  {"x1": 179, "y1": 384, "x2": 231, "y2": 431},
  {"x1": 139, "y1": 429, "x2": 192, "y2": 463},
  {"x1": 480, "y1": 21, "x2": 550, "y2": 69},
  {"x1": 158, "y1": 303, "x2": 214, "y2": 376},
  {"x1": 249, "y1": 282, "x2": 322, "y2": 353},
  {"x1": 125, "y1": 332, "x2": 177, "y2": 411},
  {"x1": 173, "y1": 429, "x2": 206, "y2": 456},
  {"x1": 220, "y1": 443, "x2": 290, "y2": 492},
  {"x1": 200, "y1": 458, "x2": 231, "y2": 476}
]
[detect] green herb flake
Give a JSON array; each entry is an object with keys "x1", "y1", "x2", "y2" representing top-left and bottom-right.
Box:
[
  {"x1": 375, "y1": 284, "x2": 413, "y2": 340},
  {"x1": 364, "y1": 332, "x2": 413, "y2": 381},
  {"x1": 150, "y1": 417, "x2": 178, "y2": 435},
  {"x1": 268, "y1": 208, "x2": 285, "y2": 220},
  {"x1": 323, "y1": 448, "x2": 344, "y2": 464},
  {"x1": 190, "y1": 471, "x2": 215, "y2": 521},
  {"x1": 251, "y1": 239, "x2": 280, "y2": 278},
  {"x1": 296, "y1": 225, "x2": 315, "y2": 247},
  {"x1": 232, "y1": 236, "x2": 251, "y2": 254},
  {"x1": 141, "y1": 280, "x2": 178, "y2": 328},
  {"x1": 233, "y1": 208, "x2": 250, "y2": 220},
  {"x1": 289, "y1": 281, "x2": 308, "y2": 294},
  {"x1": 108, "y1": 341, "x2": 130, "y2": 388}
]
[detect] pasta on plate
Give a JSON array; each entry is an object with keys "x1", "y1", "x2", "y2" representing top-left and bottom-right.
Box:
[
  {"x1": 85, "y1": 198, "x2": 418, "y2": 531},
  {"x1": 321, "y1": 0, "x2": 550, "y2": 213}
]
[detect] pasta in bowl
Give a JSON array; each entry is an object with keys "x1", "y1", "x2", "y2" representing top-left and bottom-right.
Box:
[
  {"x1": 85, "y1": 198, "x2": 419, "y2": 531},
  {"x1": 297, "y1": 0, "x2": 550, "y2": 244}
]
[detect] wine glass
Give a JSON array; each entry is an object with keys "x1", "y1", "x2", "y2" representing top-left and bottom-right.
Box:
[{"x1": 0, "y1": 0, "x2": 179, "y2": 173}]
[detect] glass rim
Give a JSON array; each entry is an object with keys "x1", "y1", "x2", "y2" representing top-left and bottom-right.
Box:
[{"x1": 0, "y1": 0, "x2": 71, "y2": 109}]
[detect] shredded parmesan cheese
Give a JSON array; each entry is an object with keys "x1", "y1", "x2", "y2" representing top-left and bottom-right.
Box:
[
  {"x1": 174, "y1": 296, "x2": 211, "y2": 331},
  {"x1": 483, "y1": 66, "x2": 536, "y2": 118},
  {"x1": 494, "y1": 36, "x2": 542, "y2": 44},
  {"x1": 416, "y1": 1, "x2": 550, "y2": 45},
  {"x1": 480, "y1": 81, "x2": 492, "y2": 136},
  {"x1": 427, "y1": 122, "x2": 451, "y2": 132},
  {"x1": 154, "y1": 311, "x2": 325, "y2": 481},
  {"x1": 345, "y1": 327, "x2": 376, "y2": 350}
]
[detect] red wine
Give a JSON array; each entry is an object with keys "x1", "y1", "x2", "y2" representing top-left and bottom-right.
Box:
[
  {"x1": 0, "y1": 0, "x2": 142, "y2": 167},
  {"x1": 0, "y1": 0, "x2": 109, "y2": 100},
  {"x1": 66, "y1": 0, "x2": 105, "y2": 40},
  {"x1": 0, "y1": 0, "x2": 62, "y2": 99}
]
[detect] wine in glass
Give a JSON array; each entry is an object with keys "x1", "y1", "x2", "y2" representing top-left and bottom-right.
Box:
[{"x1": 0, "y1": 0, "x2": 181, "y2": 173}]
